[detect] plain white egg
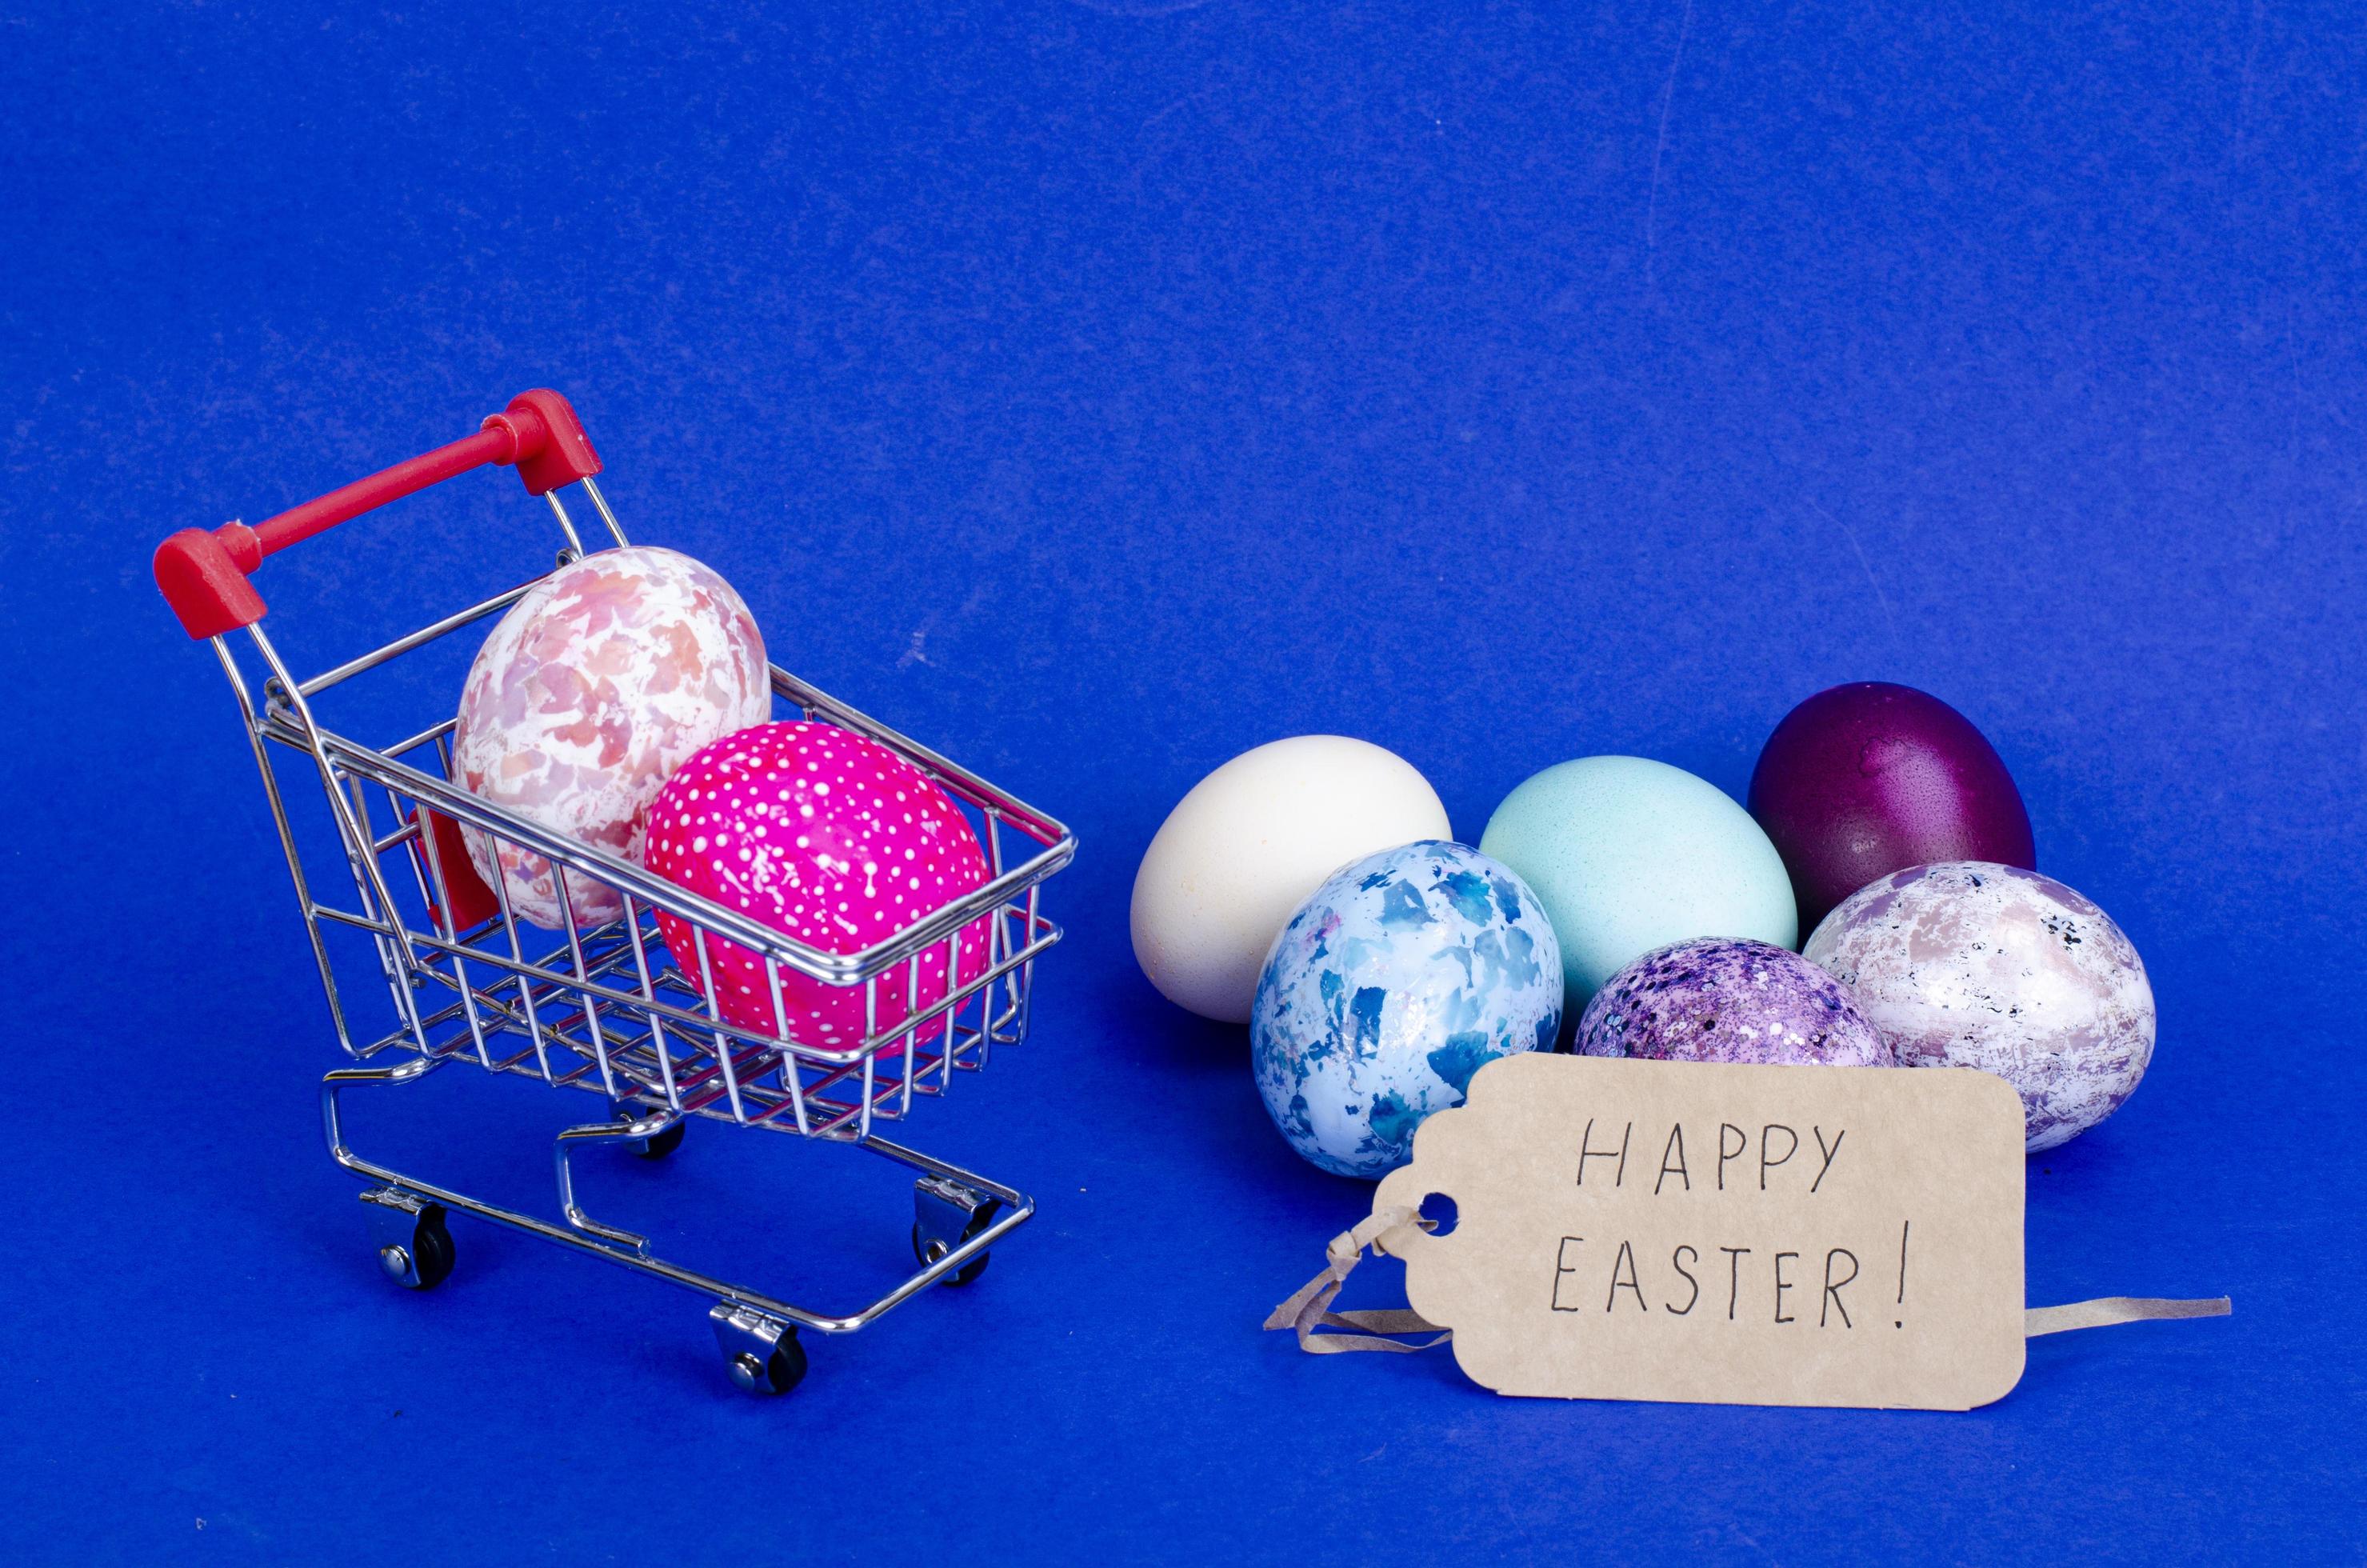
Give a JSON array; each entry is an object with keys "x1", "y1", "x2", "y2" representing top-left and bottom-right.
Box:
[{"x1": 1130, "y1": 735, "x2": 1452, "y2": 1024}]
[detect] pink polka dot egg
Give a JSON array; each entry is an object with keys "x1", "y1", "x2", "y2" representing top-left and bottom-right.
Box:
[{"x1": 642, "y1": 721, "x2": 991, "y2": 1051}]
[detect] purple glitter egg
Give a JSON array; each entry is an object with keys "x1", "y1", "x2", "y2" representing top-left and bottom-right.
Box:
[
  {"x1": 1577, "y1": 938, "x2": 1893, "y2": 1066},
  {"x1": 1805, "y1": 862, "x2": 2154, "y2": 1152},
  {"x1": 1748, "y1": 682, "x2": 2036, "y2": 933}
]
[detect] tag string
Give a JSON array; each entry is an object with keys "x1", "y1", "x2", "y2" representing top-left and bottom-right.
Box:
[
  {"x1": 2023, "y1": 1296, "x2": 2230, "y2": 1336},
  {"x1": 1265, "y1": 1210, "x2": 2229, "y2": 1357},
  {"x1": 1261, "y1": 1205, "x2": 1448, "y2": 1354}
]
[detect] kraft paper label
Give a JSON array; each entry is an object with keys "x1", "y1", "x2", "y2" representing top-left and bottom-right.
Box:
[{"x1": 1266, "y1": 1053, "x2": 2227, "y2": 1412}]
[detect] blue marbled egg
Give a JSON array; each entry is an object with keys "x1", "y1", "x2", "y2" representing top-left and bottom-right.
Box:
[{"x1": 1252, "y1": 841, "x2": 1564, "y2": 1178}]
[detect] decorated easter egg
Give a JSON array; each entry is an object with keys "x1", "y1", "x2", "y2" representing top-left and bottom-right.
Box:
[
  {"x1": 454, "y1": 546, "x2": 770, "y2": 929},
  {"x1": 1749, "y1": 682, "x2": 2036, "y2": 931},
  {"x1": 1577, "y1": 938, "x2": 1892, "y2": 1066},
  {"x1": 1133, "y1": 736, "x2": 1452, "y2": 1024},
  {"x1": 1252, "y1": 842, "x2": 1561, "y2": 1178},
  {"x1": 1805, "y1": 862, "x2": 2154, "y2": 1150},
  {"x1": 642, "y1": 722, "x2": 990, "y2": 1048},
  {"x1": 1477, "y1": 756, "x2": 1796, "y2": 1010}
]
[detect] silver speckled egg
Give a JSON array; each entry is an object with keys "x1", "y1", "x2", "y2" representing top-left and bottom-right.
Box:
[
  {"x1": 1253, "y1": 842, "x2": 1563, "y2": 1178},
  {"x1": 1804, "y1": 862, "x2": 2154, "y2": 1151}
]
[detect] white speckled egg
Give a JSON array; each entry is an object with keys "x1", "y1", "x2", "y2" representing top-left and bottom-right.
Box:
[
  {"x1": 453, "y1": 546, "x2": 770, "y2": 929},
  {"x1": 1804, "y1": 862, "x2": 2155, "y2": 1151},
  {"x1": 1131, "y1": 736, "x2": 1453, "y2": 1024},
  {"x1": 644, "y1": 722, "x2": 990, "y2": 1045}
]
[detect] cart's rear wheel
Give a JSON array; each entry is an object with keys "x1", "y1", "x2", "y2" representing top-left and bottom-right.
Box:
[
  {"x1": 410, "y1": 1214, "x2": 456, "y2": 1287},
  {"x1": 912, "y1": 1219, "x2": 993, "y2": 1287},
  {"x1": 380, "y1": 1209, "x2": 455, "y2": 1290},
  {"x1": 614, "y1": 1102, "x2": 686, "y2": 1159}
]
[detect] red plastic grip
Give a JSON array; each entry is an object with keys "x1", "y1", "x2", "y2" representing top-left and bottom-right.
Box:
[{"x1": 154, "y1": 389, "x2": 602, "y2": 639}]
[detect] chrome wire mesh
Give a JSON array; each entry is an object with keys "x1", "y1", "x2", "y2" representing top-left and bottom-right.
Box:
[{"x1": 218, "y1": 481, "x2": 1072, "y2": 1146}]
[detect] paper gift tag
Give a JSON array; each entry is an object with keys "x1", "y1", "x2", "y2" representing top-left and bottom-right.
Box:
[{"x1": 1271, "y1": 1052, "x2": 2225, "y2": 1412}]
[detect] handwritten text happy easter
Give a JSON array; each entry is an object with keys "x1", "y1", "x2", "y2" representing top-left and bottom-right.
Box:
[{"x1": 1548, "y1": 1118, "x2": 1913, "y2": 1330}]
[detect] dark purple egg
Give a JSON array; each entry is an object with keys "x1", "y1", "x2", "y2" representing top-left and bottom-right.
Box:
[{"x1": 1747, "y1": 683, "x2": 2036, "y2": 932}]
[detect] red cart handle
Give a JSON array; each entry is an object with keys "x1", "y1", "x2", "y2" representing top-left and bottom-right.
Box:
[{"x1": 154, "y1": 389, "x2": 602, "y2": 640}]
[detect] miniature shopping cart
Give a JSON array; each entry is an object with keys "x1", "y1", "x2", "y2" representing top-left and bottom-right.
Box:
[{"x1": 154, "y1": 390, "x2": 1074, "y2": 1396}]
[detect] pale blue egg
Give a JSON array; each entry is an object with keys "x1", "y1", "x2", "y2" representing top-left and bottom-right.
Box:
[
  {"x1": 1252, "y1": 842, "x2": 1563, "y2": 1178},
  {"x1": 1479, "y1": 755, "x2": 1797, "y2": 1008}
]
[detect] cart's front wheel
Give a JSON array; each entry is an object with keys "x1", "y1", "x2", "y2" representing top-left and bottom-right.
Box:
[
  {"x1": 379, "y1": 1209, "x2": 455, "y2": 1290},
  {"x1": 727, "y1": 1333, "x2": 807, "y2": 1397},
  {"x1": 912, "y1": 1219, "x2": 993, "y2": 1287},
  {"x1": 711, "y1": 1304, "x2": 806, "y2": 1398}
]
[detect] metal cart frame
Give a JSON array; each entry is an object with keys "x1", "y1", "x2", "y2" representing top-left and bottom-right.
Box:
[{"x1": 154, "y1": 390, "x2": 1076, "y2": 1395}]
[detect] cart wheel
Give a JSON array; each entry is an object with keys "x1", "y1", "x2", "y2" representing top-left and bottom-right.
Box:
[
  {"x1": 380, "y1": 1210, "x2": 455, "y2": 1290},
  {"x1": 912, "y1": 1220, "x2": 992, "y2": 1287},
  {"x1": 727, "y1": 1332, "x2": 807, "y2": 1398},
  {"x1": 613, "y1": 1102, "x2": 685, "y2": 1159}
]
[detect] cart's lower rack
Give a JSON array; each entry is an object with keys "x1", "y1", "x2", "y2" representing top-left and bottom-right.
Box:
[{"x1": 325, "y1": 1050, "x2": 1030, "y2": 1397}]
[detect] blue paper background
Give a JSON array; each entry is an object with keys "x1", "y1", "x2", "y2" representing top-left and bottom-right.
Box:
[{"x1": 3, "y1": 2, "x2": 2361, "y2": 1559}]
